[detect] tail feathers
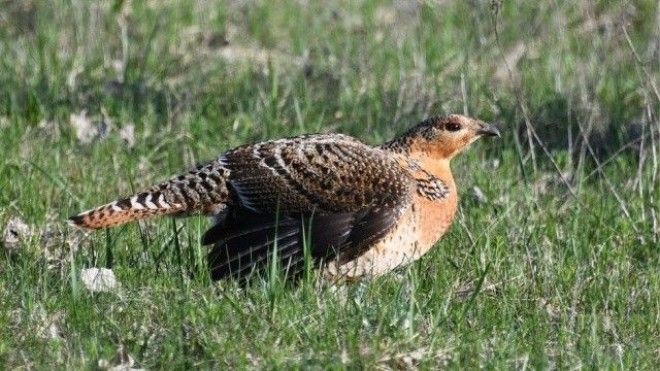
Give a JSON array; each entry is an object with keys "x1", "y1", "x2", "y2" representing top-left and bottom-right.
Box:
[{"x1": 68, "y1": 192, "x2": 185, "y2": 230}]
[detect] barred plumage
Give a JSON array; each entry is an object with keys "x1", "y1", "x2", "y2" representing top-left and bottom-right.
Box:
[
  {"x1": 69, "y1": 114, "x2": 500, "y2": 281},
  {"x1": 68, "y1": 161, "x2": 231, "y2": 229}
]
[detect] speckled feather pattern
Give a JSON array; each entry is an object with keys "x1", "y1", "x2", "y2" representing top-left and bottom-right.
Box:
[{"x1": 222, "y1": 134, "x2": 411, "y2": 212}]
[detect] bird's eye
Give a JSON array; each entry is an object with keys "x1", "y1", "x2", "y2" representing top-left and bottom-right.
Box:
[{"x1": 445, "y1": 122, "x2": 461, "y2": 132}]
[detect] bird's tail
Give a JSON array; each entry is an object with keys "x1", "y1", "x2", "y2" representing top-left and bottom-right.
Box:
[
  {"x1": 68, "y1": 160, "x2": 231, "y2": 230},
  {"x1": 68, "y1": 191, "x2": 185, "y2": 230}
]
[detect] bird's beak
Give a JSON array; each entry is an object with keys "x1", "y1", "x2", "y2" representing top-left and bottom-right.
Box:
[{"x1": 477, "y1": 123, "x2": 501, "y2": 137}]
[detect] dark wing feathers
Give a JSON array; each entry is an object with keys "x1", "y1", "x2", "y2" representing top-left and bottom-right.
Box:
[
  {"x1": 204, "y1": 134, "x2": 413, "y2": 280},
  {"x1": 337, "y1": 207, "x2": 401, "y2": 264}
]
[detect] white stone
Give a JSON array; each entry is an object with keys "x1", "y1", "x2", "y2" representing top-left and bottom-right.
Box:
[{"x1": 81, "y1": 268, "x2": 120, "y2": 293}]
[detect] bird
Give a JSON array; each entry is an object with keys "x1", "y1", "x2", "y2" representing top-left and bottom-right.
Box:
[{"x1": 69, "y1": 114, "x2": 500, "y2": 281}]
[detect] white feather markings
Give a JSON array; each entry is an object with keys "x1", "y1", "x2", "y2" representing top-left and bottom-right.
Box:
[
  {"x1": 129, "y1": 197, "x2": 145, "y2": 210},
  {"x1": 155, "y1": 193, "x2": 169, "y2": 209},
  {"x1": 142, "y1": 194, "x2": 158, "y2": 209}
]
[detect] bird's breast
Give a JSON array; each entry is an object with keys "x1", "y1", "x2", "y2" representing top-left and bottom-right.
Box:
[
  {"x1": 414, "y1": 192, "x2": 458, "y2": 248},
  {"x1": 323, "y1": 187, "x2": 458, "y2": 280}
]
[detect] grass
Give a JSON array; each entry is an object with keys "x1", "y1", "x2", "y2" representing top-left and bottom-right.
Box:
[{"x1": 1, "y1": 0, "x2": 658, "y2": 368}]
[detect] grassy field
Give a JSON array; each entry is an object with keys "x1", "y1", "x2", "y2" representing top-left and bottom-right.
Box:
[{"x1": 1, "y1": 0, "x2": 658, "y2": 368}]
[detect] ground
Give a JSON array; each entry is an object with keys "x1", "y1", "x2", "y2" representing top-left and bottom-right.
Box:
[{"x1": 0, "y1": 1, "x2": 658, "y2": 369}]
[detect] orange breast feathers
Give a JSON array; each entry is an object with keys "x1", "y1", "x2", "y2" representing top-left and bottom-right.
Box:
[
  {"x1": 409, "y1": 157, "x2": 458, "y2": 248},
  {"x1": 414, "y1": 192, "x2": 457, "y2": 248}
]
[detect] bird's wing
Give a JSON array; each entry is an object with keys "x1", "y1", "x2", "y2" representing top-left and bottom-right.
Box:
[{"x1": 202, "y1": 133, "x2": 413, "y2": 280}]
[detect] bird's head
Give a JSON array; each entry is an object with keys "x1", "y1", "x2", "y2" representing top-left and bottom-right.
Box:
[{"x1": 386, "y1": 114, "x2": 500, "y2": 161}]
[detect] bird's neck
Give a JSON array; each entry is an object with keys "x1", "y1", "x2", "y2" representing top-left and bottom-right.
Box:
[
  {"x1": 381, "y1": 141, "x2": 455, "y2": 184},
  {"x1": 380, "y1": 133, "x2": 414, "y2": 154},
  {"x1": 418, "y1": 156, "x2": 455, "y2": 188},
  {"x1": 381, "y1": 134, "x2": 459, "y2": 163}
]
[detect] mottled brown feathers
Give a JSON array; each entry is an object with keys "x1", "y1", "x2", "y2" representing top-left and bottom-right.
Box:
[
  {"x1": 69, "y1": 114, "x2": 499, "y2": 281},
  {"x1": 221, "y1": 134, "x2": 411, "y2": 213},
  {"x1": 68, "y1": 161, "x2": 231, "y2": 230}
]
